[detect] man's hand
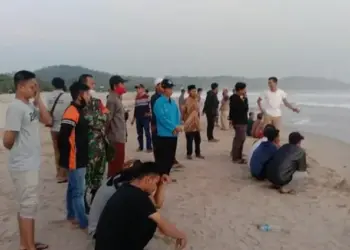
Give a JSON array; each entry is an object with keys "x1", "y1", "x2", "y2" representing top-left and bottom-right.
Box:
[
  {"x1": 131, "y1": 118, "x2": 135, "y2": 125},
  {"x1": 161, "y1": 174, "x2": 171, "y2": 184},
  {"x1": 292, "y1": 107, "x2": 300, "y2": 113},
  {"x1": 33, "y1": 83, "x2": 41, "y2": 105},
  {"x1": 229, "y1": 120, "x2": 233, "y2": 128},
  {"x1": 176, "y1": 236, "x2": 187, "y2": 250},
  {"x1": 172, "y1": 126, "x2": 183, "y2": 135}
]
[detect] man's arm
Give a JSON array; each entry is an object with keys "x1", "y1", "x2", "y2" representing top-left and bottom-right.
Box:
[
  {"x1": 34, "y1": 88, "x2": 52, "y2": 125},
  {"x1": 3, "y1": 104, "x2": 23, "y2": 150},
  {"x1": 149, "y1": 212, "x2": 187, "y2": 247},
  {"x1": 283, "y1": 98, "x2": 299, "y2": 113},
  {"x1": 257, "y1": 96, "x2": 263, "y2": 113},
  {"x1": 229, "y1": 95, "x2": 237, "y2": 122},
  {"x1": 153, "y1": 181, "x2": 166, "y2": 209},
  {"x1": 58, "y1": 109, "x2": 77, "y2": 169},
  {"x1": 106, "y1": 98, "x2": 116, "y2": 129},
  {"x1": 296, "y1": 150, "x2": 307, "y2": 171}
]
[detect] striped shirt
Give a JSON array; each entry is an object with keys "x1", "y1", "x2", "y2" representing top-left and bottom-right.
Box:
[{"x1": 133, "y1": 93, "x2": 150, "y2": 119}]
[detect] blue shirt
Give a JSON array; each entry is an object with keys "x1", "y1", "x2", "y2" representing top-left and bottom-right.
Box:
[
  {"x1": 153, "y1": 95, "x2": 180, "y2": 137},
  {"x1": 250, "y1": 141, "x2": 278, "y2": 178}
]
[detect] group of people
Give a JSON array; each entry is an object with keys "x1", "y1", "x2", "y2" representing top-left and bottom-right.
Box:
[{"x1": 3, "y1": 69, "x2": 307, "y2": 250}]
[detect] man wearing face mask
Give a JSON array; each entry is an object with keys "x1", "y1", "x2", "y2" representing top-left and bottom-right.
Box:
[
  {"x1": 58, "y1": 81, "x2": 91, "y2": 230},
  {"x1": 106, "y1": 75, "x2": 128, "y2": 177}
]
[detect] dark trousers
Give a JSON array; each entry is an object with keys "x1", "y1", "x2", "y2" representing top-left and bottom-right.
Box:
[
  {"x1": 185, "y1": 131, "x2": 201, "y2": 156},
  {"x1": 206, "y1": 114, "x2": 215, "y2": 140},
  {"x1": 155, "y1": 136, "x2": 178, "y2": 175},
  {"x1": 152, "y1": 131, "x2": 158, "y2": 161},
  {"x1": 231, "y1": 124, "x2": 247, "y2": 161},
  {"x1": 136, "y1": 117, "x2": 152, "y2": 150}
]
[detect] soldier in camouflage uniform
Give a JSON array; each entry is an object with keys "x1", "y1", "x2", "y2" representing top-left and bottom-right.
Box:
[{"x1": 83, "y1": 97, "x2": 109, "y2": 203}]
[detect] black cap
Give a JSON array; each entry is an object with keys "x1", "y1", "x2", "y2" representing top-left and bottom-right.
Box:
[
  {"x1": 161, "y1": 78, "x2": 175, "y2": 89},
  {"x1": 135, "y1": 84, "x2": 145, "y2": 89},
  {"x1": 187, "y1": 84, "x2": 196, "y2": 91},
  {"x1": 109, "y1": 75, "x2": 128, "y2": 85},
  {"x1": 288, "y1": 132, "x2": 304, "y2": 144}
]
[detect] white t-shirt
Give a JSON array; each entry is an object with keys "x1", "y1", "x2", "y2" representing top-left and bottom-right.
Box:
[
  {"x1": 46, "y1": 90, "x2": 71, "y2": 132},
  {"x1": 247, "y1": 137, "x2": 268, "y2": 166},
  {"x1": 260, "y1": 89, "x2": 287, "y2": 117},
  {"x1": 5, "y1": 99, "x2": 41, "y2": 171}
]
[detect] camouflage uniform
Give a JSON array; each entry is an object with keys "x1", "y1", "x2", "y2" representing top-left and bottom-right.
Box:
[{"x1": 83, "y1": 97, "x2": 108, "y2": 191}]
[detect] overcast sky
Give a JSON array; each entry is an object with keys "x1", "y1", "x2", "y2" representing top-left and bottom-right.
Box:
[{"x1": 1, "y1": 0, "x2": 350, "y2": 81}]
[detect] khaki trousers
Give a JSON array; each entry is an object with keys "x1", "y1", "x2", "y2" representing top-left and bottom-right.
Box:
[{"x1": 263, "y1": 115, "x2": 282, "y2": 130}]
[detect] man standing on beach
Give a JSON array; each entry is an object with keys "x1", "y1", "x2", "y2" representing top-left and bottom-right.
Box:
[
  {"x1": 203, "y1": 82, "x2": 219, "y2": 142},
  {"x1": 229, "y1": 82, "x2": 249, "y2": 163},
  {"x1": 58, "y1": 81, "x2": 91, "y2": 230},
  {"x1": 182, "y1": 85, "x2": 204, "y2": 159},
  {"x1": 3, "y1": 70, "x2": 52, "y2": 250},
  {"x1": 153, "y1": 79, "x2": 182, "y2": 178},
  {"x1": 131, "y1": 84, "x2": 152, "y2": 152},
  {"x1": 106, "y1": 75, "x2": 128, "y2": 177},
  {"x1": 257, "y1": 77, "x2": 299, "y2": 130},
  {"x1": 46, "y1": 77, "x2": 71, "y2": 183},
  {"x1": 151, "y1": 78, "x2": 184, "y2": 168}
]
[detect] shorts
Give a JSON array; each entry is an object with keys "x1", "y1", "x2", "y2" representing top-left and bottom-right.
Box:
[
  {"x1": 263, "y1": 115, "x2": 282, "y2": 130},
  {"x1": 9, "y1": 169, "x2": 39, "y2": 219}
]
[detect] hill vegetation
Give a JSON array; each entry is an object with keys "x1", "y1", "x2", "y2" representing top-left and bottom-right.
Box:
[{"x1": 0, "y1": 65, "x2": 349, "y2": 94}]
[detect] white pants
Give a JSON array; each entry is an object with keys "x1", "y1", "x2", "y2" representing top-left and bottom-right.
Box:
[
  {"x1": 284, "y1": 171, "x2": 308, "y2": 191},
  {"x1": 9, "y1": 169, "x2": 39, "y2": 219}
]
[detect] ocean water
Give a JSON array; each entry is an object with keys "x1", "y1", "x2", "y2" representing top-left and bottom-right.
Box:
[
  {"x1": 0, "y1": 90, "x2": 349, "y2": 144},
  {"x1": 173, "y1": 90, "x2": 350, "y2": 144}
]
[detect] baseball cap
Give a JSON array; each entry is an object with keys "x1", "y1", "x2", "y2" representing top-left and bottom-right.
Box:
[
  {"x1": 154, "y1": 77, "x2": 163, "y2": 86},
  {"x1": 109, "y1": 75, "x2": 128, "y2": 86},
  {"x1": 135, "y1": 84, "x2": 145, "y2": 89},
  {"x1": 288, "y1": 132, "x2": 304, "y2": 144},
  {"x1": 161, "y1": 78, "x2": 175, "y2": 89}
]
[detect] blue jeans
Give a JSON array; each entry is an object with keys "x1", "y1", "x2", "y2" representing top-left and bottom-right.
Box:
[
  {"x1": 136, "y1": 117, "x2": 152, "y2": 150},
  {"x1": 66, "y1": 167, "x2": 88, "y2": 229}
]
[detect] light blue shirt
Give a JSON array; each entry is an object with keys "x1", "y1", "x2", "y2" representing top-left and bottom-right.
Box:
[{"x1": 153, "y1": 95, "x2": 180, "y2": 137}]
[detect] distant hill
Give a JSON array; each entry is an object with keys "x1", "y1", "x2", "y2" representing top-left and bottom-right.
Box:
[
  {"x1": 1, "y1": 65, "x2": 349, "y2": 94},
  {"x1": 0, "y1": 74, "x2": 53, "y2": 93}
]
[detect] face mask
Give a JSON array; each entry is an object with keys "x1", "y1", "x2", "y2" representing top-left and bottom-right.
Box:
[{"x1": 114, "y1": 85, "x2": 126, "y2": 95}]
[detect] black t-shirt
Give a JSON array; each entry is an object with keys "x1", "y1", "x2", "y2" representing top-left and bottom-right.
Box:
[{"x1": 95, "y1": 184, "x2": 157, "y2": 250}]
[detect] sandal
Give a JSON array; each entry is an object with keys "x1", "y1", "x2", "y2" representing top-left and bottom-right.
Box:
[
  {"x1": 20, "y1": 242, "x2": 49, "y2": 250},
  {"x1": 232, "y1": 159, "x2": 247, "y2": 164},
  {"x1": 35, "y1": 243, "x2": 49, "y2": 250},
  {"x1": 279, "y1": 188, "x2": 296, "y2": 195},
  {"x1": 57, "y1": 179, "x2": 68, "y2": 184}
]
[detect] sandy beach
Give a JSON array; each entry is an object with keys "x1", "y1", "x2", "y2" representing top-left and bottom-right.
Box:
[{"x1": 1, "y1": 93, "x2": 350, "y2": 250}]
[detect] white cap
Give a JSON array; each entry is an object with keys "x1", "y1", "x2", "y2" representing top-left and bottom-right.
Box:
[{"x1": 154, "y1": 77, "x2": 163, "y2": 85}]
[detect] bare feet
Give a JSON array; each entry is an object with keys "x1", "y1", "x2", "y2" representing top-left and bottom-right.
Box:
[
  {"x1": 196, "y1": 155, "x2": 205, "y2": 159},
  {"x1": 279, "y1": 187, "x2": 296, "y2": 195}
]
